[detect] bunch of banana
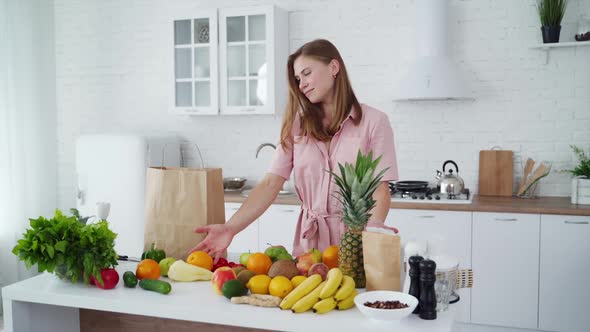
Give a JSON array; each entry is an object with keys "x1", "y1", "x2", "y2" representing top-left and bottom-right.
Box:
[
  {"x1": 287, "y1": 268, "x2": 359, "y2": 314},
  {"x1": 280, "y1": 274, "x2": 323, "y2": 310}
]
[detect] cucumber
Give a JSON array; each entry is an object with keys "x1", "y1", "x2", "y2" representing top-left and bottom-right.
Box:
[
  {"x1": 123, "y1": 271, "x2": 138, "y2": 288},
  {"x1": 139, "y1": 279, "x2": 172, "y2": 295}
]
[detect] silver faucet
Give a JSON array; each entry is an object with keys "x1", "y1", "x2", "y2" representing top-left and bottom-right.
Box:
[{"x1": 255, "y1": 142, "x2": 276, "y2": 158}]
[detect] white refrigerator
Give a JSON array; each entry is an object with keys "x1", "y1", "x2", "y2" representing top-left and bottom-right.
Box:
[{"x1": 75, "y1": 134, "x2": 181, "y2": 258}]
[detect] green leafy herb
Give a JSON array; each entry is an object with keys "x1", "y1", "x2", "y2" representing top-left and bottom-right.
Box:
[
  {"x1": 12, "y1": 209, "x2": 118, "y2": 284},
  {"x1": 564, "y1": 145, "x2": 590, "y2": 178}
]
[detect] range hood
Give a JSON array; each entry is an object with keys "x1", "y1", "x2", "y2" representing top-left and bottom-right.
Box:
[{"x1": 394, "y1": 0, "x2": 472, "y2": 101}]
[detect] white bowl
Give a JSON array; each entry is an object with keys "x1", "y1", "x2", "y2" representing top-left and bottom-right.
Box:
[{"x1": 354, "y1": 291, "x2": 418, "y2": 321}]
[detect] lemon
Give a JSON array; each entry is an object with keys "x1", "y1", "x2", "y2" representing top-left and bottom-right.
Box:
[
  {"x1": 291, "y1": 275, "x2": 307, "y2": 288},
  {"x1": 246, "y1": 274, "x2": 271, "y2": 294},
  {"x1": 269, "y1": 276, "x2": 294, "y2": 298}
]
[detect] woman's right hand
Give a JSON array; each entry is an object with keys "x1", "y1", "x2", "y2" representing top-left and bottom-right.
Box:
[{"x1": 191, "y1": 224, "x2": 235, "y2": 263}]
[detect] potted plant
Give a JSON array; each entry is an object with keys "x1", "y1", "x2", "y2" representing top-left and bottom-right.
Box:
[
  {"x1": 565, "y1": 145, "x2": 590, "y2": 204},
  {"x1": 537, "y1": 0, "x2": 568, "y2": 43}
]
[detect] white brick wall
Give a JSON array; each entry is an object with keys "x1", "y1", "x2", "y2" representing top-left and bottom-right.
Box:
[{"x1": 55, "y1": 0, "x2": 590, "y2": 209}]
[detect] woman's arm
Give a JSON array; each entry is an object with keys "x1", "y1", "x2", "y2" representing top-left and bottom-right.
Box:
[
  {"x1": 226, "y1": 173, "x2": 286, "y2": 234},
  {"x1": 192, "y1": 173, "x2": 285, "y2": 260},
  {"x1": 370, "y1": 182, "x2": 391, "y2": 223},
  {"x1": 367, "y1": 181, "x2": 398, "y2": 232}
]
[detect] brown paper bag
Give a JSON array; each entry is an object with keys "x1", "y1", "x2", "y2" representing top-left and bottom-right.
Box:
[
  {"x1": 143, "y1": 167, "x2": 225, "y2": 260},
  {"x1": 362, "y1": 230, "x2": 402, "y2": 291}
]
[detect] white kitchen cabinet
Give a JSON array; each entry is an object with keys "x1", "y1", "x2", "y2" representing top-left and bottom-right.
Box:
[
  {"x1": 169, "y1": 9, "x2": 219, "y2": 115},
  {"x1": 257, "y1": 204, "x2": 300, "y2": 255},
  {"x1": 386, "y1": 209, "x2": 472, "y2": 323},
  {"x1": 471, "y1": 212, "x2": 540, "y2": 329},
  {"x1": 219, "y1": 6, "x2": 288, "y2": 115},
  {"x1": 225, "y1": 202, "x2": 259, "y2": 254},
  {"x1": 168, "y1": 5, "x2": 287, "y2": 116},
  {"x1": 539, "y1": 214, "x2": 590, "y2": 332}
]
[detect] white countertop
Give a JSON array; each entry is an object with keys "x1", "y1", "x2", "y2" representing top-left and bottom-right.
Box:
[{"x1": 2, "y1": 261, "x2": 455, "y2": 332}]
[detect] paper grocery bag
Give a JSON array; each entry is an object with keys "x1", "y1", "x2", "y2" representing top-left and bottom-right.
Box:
[
  {"x1": 143, "y1": 167, "x2": 225, "y2": 260},
  {"x1": 362, "y1": 230, "x2": 402, "y2": 291}
]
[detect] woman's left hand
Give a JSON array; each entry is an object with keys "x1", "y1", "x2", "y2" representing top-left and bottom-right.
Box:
[{"x1": 366, "y1": 220, "x2": 399, "y2": 233}]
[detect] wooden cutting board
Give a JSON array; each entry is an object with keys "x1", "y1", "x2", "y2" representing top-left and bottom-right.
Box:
[{"x1": 478, "y1": 150, "x2": 514, "y2": 196}]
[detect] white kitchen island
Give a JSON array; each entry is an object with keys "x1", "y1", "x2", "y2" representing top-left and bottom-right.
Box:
[{"x1": 2, "y1": 262, "x2": 455, "y2": 332}]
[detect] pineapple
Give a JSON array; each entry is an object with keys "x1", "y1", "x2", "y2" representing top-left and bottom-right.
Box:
[{"x1": 329, "y1": 150, "x2": 389, "y2": 288}]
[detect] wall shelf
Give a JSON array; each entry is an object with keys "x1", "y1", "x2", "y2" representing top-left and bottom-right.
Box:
[{"x1": 530, "y1": 40, "x2": 590, "y2": 64}]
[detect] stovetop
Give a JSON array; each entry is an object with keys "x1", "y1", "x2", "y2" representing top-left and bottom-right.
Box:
[{"x1": 389, "y1": 183, "x2": 473, "y2": 204}]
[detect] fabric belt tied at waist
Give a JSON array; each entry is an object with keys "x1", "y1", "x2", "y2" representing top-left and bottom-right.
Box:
[{"x1": 301, "y1": 208, "x2": 332, "y2": 250}]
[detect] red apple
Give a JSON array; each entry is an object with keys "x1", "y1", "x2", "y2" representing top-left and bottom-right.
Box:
[
  {"x1": 211, "y1": 266, "x2": 236, "y2": 295},
  {"x1": 308, "y1": 263, "x2": 330, "y2": 280},
  {"x1": 296, "y1": 252, "x2": 319, "y2": 276}
]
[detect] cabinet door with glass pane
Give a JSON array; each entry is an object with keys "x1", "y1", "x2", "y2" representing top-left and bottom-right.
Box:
[
  {"x1": 219, "y1": 6, "x2": 287, "y2": 115},
  {"x1": 170, "y1": 9, "x2": 218, "y2": 115}
]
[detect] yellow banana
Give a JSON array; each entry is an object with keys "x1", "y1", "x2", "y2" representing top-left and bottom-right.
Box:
[
  {"x1": 279, "y1": 274, "x2": 322, "y2": 310},
  {"x1": 319, "y1": 268, "x2": 343, "y2": 299},
  {"x1": 291, "y1": 281, "x2": 326, "y2": 313},
  {"x1": 336, "y1": 289, "x2": 358, "y2": 310},
  {"x1": 312, "y1": 297, "x2": 337, "y2": 314},
  {"x1": 334, "y1": 275, "x2": 355, "y2": 301}
]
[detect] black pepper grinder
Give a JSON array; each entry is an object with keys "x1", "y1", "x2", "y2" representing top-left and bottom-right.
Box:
[
  {"x1": 408, "y1": 255, "x2": 423, "y2": 314},
  {"x1": 419, "y1": 259, "x2": 437, "y2": 320}
]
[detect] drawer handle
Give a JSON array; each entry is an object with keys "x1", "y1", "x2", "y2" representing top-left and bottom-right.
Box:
[
  {"x1": 494, "y1": 218, "x2": 518, "y2": 221},
  {"x1": 418, "y1": 216, "x2": 435, "y2": 219},
  {"x1": 281, "y1": 209, "x2": 295, "y2": 213},
  {"x1": 564, "y1": 221, "x2": 589, "y2": 225},
  {"x1": 242, "y1": 108, "x2": 256, "y2": 112}
]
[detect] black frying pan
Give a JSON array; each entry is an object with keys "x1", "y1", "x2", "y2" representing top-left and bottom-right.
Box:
[{"x1": 390, "y1": 181, "x2": 430, "y2": 192}]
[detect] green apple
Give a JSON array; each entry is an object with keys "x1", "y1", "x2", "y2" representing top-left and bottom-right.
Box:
[
  {"x1": 159, "y1": 257, "x2": 176, "y2": 277},
  {"x1": 306, "y1": 248, "x2": 322, "y2": 263},
  {"x1": 239, "y1": 252, "x2": 251, "y2": 266},
  {"x1": 276, "y1": 252, "x2": 293, "y2": 261}
]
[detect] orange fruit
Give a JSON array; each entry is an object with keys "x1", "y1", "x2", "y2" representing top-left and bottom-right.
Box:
[
  {"x1": 322, "y1": 245, "x2": 339, "y2": 269},
  {"x1": 246, "y1": 253, "x2": 272, "y2": 275},
  {"x1": 187, "y1": 251, "x2": 214, "y2": 271},
  {"x1": 136, "y1": 259, "x2": 160, "y2": 280}
]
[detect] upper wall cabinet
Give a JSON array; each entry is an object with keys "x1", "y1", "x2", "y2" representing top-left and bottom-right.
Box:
[
  {"x1": 169, "y1": 9, "x2": 219, "y2": 115},
  {"x1": 168, "y1": 6, "x2": 288, "y2": 116},
  {"x1": 219, "y1": 6, "x2": 288, "y2": 115}
]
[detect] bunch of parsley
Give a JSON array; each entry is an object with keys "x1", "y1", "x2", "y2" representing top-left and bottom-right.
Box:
[{"x1": 12, "y1": 209, "x2": 118, "y2": 284}]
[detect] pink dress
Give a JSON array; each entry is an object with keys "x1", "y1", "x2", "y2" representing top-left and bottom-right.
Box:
[{"x1": 268, "y1": 104, "x2": 399, "y2": 256}]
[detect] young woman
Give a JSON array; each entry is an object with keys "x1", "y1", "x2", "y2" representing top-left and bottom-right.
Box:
[{"x1": 192, "y1": 39, "x2": 398, "y2": 260}]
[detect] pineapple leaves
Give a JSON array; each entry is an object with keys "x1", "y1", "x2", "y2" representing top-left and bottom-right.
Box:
[{"x1": 326, "y1": 149, "x2": 390, "y2": 230}]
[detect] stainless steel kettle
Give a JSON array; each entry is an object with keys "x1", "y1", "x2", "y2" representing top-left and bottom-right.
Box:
[{"x1": 436, "y1": 160, "x2": 464, "y2": 197}]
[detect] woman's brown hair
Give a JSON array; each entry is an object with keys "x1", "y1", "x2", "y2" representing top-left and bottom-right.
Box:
[{"x1": 279, "y1": 39, "x2": 361, "y2": 150}]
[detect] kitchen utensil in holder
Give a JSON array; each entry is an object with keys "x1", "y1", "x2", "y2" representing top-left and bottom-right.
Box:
[{"x1": 517, "y1": 161, "x2": 551, "y2": 199}]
